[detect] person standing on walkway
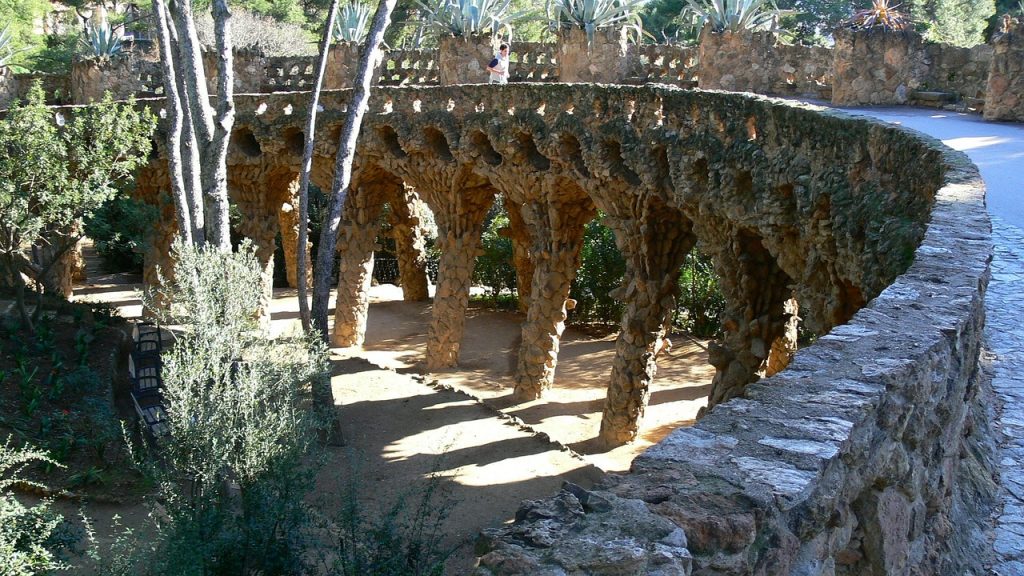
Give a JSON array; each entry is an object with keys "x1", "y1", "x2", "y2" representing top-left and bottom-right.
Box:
[{"x1": 487, "y1": 44, "x2": 509, "y2": 84}]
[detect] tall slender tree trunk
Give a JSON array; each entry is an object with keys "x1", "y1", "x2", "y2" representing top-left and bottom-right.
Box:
[
  {"x1": 297, "y1": 0, "x2": 341, "y2": 332},
  {"x1": 311, "y1": 0, "x2": 398, "y2": 340},
  {"x1": 152, "y1": 0, "x2": 233, "y2": 249}
]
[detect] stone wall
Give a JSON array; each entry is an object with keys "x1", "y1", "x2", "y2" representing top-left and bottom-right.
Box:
[
  {"x1": 0, "y1": 67, "x2": 19, "y2": 108},
  {"x1": 379, "y1": 48, "x2": 438, "y2": 86},
  {"x1": 923, "y1": 42, "x2": 991, "y2": 101},
  {"x1": 439, "y1": 35, "x2": 497, "y2": 85},
  {"x1": 71, "y1": 52, "x2": 161, "y2": 104},
  {"x1": 697, "y1": 30, "x2": 831, "y2": 98},
  {"x1": 635, "y1": 44, "x2": 697, "y2": 86},
  {"x1": 508, "y1": 42, "x2": 558, "y2": 82},
  {"x1": 986, "y1": 17, "x2": 1024, "y2": 121},
  {"x1": 831, "y1": 28, "x2": 931, "y2": 105},
  {"x1": 557, "y1": 27, "x2": 633, "y2": 83}
]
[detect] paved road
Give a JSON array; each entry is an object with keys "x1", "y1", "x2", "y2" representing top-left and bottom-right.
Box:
[{"x1": 837, "y1": 105, "x2": 1024, "y2": 575}]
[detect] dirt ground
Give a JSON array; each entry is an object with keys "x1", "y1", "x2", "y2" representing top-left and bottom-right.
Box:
[{"x1": 72, "y1": 272, "x2": 714, "y2": 573}]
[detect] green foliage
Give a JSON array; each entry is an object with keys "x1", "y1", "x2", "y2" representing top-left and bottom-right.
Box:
[
  {"x1": 547, "y1": 0, "x2": 650, "y2": 41},
  {"x1": 474, "y1": 206, "x2": 518, "y2": 301},
  {"x1": 84, "y1": 196, "x2": 157, "y2": 273},
  {"x1": 145, "y1": 240, "x2": 330, "y2": 575},
  {"x1": 910, "y1": 0, "x2": 995, "y2": 46},
  {"x1": 0, "y1": 84, "x2": 155, "y2": 319},
  {"x1": 683, "y1": 0, "x2": 792, "y2": 33},
  {"x1": 569, "y1": 218, "x2": 626, "y2": 324},
  {"x1": 335, "y1": 1, "x2": 373, "y2": 42},
  {"x1": 674, "y1": 251, "x2": 725, "y2": 337},
  {"x1": 81, "y1": 21, "x2": 123, "y2": 59},
  {"x1": 417, "y1": 0, "x2": 530, "y2": 38},
  {"x1": 0, "y1": 437, "x2": 72, "y2": 575}
]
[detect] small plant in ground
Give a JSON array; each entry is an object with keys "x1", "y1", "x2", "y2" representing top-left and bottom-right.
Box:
[
  {"x1": 325, "y1": 450, "x2": 459, "y2": 576},
  {"x1": 546, "y1": 0, "x2": 650, "y2": 43},
  {"x1": 845, "y1": 0, "x2": 909, "y2": 30},
  {"x1": 474, "y1": 203, "x2": 518, "y2": 302},
  {"x1": 335, "y1": 1, "x2": 373, "y2": 43},
  {"x1": 683, "y1": 0, "x2": 792, "y2": 33}
]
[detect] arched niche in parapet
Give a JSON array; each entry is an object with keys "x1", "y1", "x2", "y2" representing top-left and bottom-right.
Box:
[
  {"x1": 230, "y1": 126, "x2": 263, "y2": 158},
  {"x1": 466, "y1": 129, "x2": 502, "y2": 167},
  {"x1": 422, "y1": 126, "x2": 455, "y2": 163},
  {"x1": 375, "y1": 124, "x2": 407, "y2": 159},
  {"x1": 514, "y1": 132, "x2": 551, "y2": 172},
  {"x1": 552, "y1": 131, "x2": 591, "y2": 179},
  {"x1": 280, "y1": 126, "x2": 305, "y2": 158}
]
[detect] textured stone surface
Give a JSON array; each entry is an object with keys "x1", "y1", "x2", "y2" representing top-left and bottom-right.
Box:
[
  {"x1": 986, "y1": 17, "x2": 1024, "y2": 121},
  {"x1": 557, "y1": 27, "x2": 633, "y2": 84},
  {"x1": 832, "y1": 29, "x2": 931, "y2": 106}
]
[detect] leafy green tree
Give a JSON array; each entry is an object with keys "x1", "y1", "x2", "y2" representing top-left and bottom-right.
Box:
[
  {"x1": 0, "y1": 84, "x2": 155, "y2": 330},
  {"x1": 909, "y1": 0, "x2": 996, "y2": 46}
]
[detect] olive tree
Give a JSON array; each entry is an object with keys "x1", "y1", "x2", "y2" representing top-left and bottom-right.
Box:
[{"x1": 0, "y1": 84, "x2": 154, "y2": 330}]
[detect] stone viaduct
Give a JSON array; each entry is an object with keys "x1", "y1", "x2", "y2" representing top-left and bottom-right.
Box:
[{"x1": 134, "y1": 82, "x2": 980, "y2": 463}]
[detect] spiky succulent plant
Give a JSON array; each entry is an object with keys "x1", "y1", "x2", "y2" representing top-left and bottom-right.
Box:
[
  {"x1": 417, "y1": 0, "x2": 530, "y2": 38},
  {"x1": 546, "y1": 0, "x2": 650, "y2": 43},
  {"x1": 334, "y1": 1, "x2": 372, "y2": 43},
  {"x1": 683, "y1": 0, "x2": 792, "y2": 33},
  {"x1": 83, "y1": 21, "x2": 124, "y2": 59}
]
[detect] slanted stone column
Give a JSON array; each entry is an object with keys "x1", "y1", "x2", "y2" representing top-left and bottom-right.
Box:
[
  {"x1": 277, "y1": 177, "x2": 311, "y2": 289},
  {"x1": 703, "y1": 230, "x2": 796, "y2": 410},
  {"x1": 425, "y1": 183, "x2": 495, "y2": 370},
  {"x1": 231, "y1": 167, "x2": 281, "y2": 325},
  {"x1": 385, "y1": 185, "x2": 431, "y2": 302},
  {"x1": 332, "y1": 185, "x2": 386, "y2": 347},
  {"x1": 504, "y1": 201, "x2": 535, "y2": 313},
  {"x1": 598, "y1": 208, "x2": 696, "y2": 447},
  {"x1": 513, "y1": 197, "x2": 594, "y2": 401}
]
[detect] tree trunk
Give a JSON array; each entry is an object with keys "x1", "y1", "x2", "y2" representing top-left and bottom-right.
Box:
[
  {"x1": 297, "y1": 0, "x2": 341, "y2": 332},
  {"x1": 311, "y1": 0, "x2": 398, "y2": 340}
]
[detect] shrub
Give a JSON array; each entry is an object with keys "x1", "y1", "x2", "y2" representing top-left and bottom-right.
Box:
[
  {"x1": 0, "y1": 437, "x2": 73, "y2": 575},
  {"x1": 674, "y1": 250, "x2": 724, "y2": 338},
  {"x1": 193, "y1": 8, "x2": 317, "y2": 56},
  {"x1": 145, "y1": 240, "x2": 330, "y2": 575},
  {"x1": 84, "y1": 196, "x2": 157, "y2": 273}
]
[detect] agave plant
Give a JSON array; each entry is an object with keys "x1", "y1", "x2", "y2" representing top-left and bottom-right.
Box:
[
  {"x1": 83, "y1": 21, "x2": 124, "y2": 59},
  {"x1": 417, "y1": 0, "x2": 529, "y2": 38},
  {"x1": 845, "y1": 0, "x2": 908, "y2": 31},
  {"x1": 683, "y1": 0, "x2": 790, "y2": 33},
  {"x1": 0, "y1": 23, "x2": 23, "y2": 69},
  {"x1": 546, "y1": 0, "x2": 650, "y2": 43},
  {"x1": 334, "y1": 1, "x2": 372, "y2": 43}
]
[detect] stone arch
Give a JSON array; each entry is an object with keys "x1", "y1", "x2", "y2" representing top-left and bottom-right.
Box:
[{"x1": 230, "y1": 126, "x2": 262, "y2": 158}]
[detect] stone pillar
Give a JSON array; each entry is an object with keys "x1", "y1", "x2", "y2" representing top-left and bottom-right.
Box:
[
  {"x1": 703, "y1": 231, "x2": 796, "y2": 410},
  {"x1": 324, "y1": 41, "x2": 362, "y2": 90},
  {"x1": 831, "y1": 28, "x2": 929, "y2": 106},
  {"x1": 598, "y1": 209, "x2": 696, "y2": 447},
  {"x1": 556, "y1": 27, "x2": 633, "y2": 84},
  {"x1": 386, "y1": 185, "x2": 430, "y2": 302},
  {"x1": 513, "y1": 198, "x2": 594, "y2": 401},
  {"x1": 277, "y1": 177, "x2": 311, "y2": 289},
  {"x1": 504, "y1": 201, "x2": 534, "y2": 313},
  {"x1": 985, "y1": 17, "x2": 1024, "y2": 122},
  {"x1": 697, "y1": 28, "x2": 776, "y2": 93},
  {"x1": 424, "y1": 186, "x2": 495, "y2": 370},
  {"x1": 231, "y1": 167, "x2": 282, "y2": 325},
  {"x1": 439, "y1": 35, "x2": 497, "y2": 86},
  {"x1": 332, "y1": 186, "x2": 386, "y2": 347}
]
